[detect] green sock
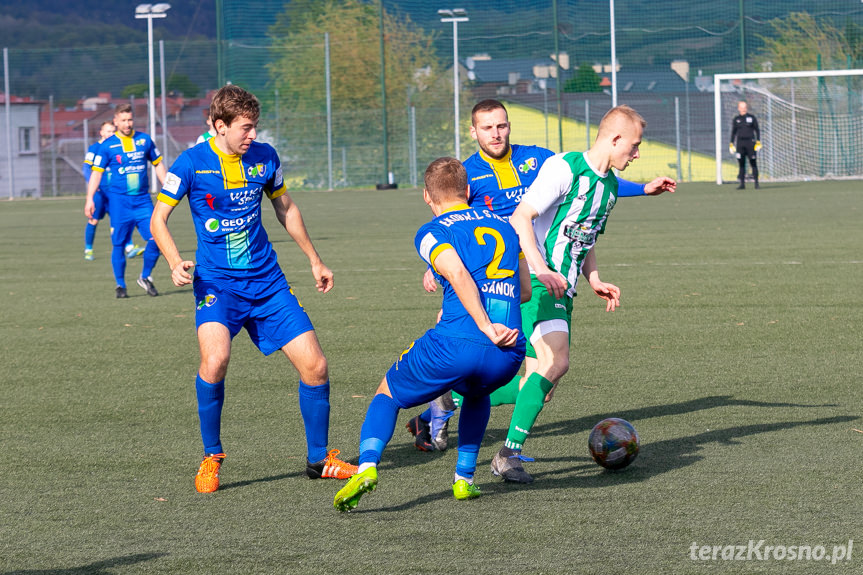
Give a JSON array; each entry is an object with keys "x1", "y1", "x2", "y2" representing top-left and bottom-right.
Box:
[
  {"x1": 504, "y1": 373, "x2": 554, "y2": 450},
  {"x1": 489, "y1": 374, "x2": 522, "y2": 406}
]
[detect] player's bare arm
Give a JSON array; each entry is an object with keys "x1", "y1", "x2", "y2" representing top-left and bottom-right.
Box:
[
  {"x1": 433, "y1": 247, "x2": 518, "y2": 348},
  {"x1": 510, "y1": 202, "x2": 568, "y2": 299},
  {"x1": 582, "y1": 248, "x2": 620, "y2": 312},
  {"x1": 644, "y1": 176, "x2": 677, "y2": 195},
  {"x1": 271, "y1": 192, "x2": 333, "y2": 293},
  {"x1": 154, "y1": 161, "x2": 168, "y2": 186},
  {"x1": 517, "y1": 255, "x2": 531, "y2": 303},
  {"x1": 151, "y1": 201, "x2": 194, "y2": 287},
  {"x1": 83, "y1": 170, "x2": 103, "y2": 218}
]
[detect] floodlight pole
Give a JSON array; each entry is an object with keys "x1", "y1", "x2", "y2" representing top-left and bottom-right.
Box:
[
  {"x1": 610, "y1": 0, "x2": 617, "y2": 107},
  {"x1": 439, "y1": 9, "x2": 469, "y2": 159},
  {"x1": 135, "y1": 4, "x2": 170, "y2": 191}
]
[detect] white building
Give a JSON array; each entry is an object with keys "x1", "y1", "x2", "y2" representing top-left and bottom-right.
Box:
[{"x1": 0, "y1": 102, "x2": 42, "y2": 198}]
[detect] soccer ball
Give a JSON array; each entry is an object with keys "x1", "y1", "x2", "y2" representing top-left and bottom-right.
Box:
[{"x1": 588, "y1": 418, "x2": 640, "y2": 470}]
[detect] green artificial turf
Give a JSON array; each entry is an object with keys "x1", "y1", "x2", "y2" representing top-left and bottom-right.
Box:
[{"x1": 0, "y1": 181, "x2": 860, "y2": 574}]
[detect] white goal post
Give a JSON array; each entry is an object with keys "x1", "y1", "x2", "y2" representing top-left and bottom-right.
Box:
[{"x1": 714, "y1": 69, "x2": 863, "y2": 185}]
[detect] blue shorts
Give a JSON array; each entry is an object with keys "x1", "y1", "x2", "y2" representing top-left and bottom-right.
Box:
[
  {"x1": 92, "y1": 190, "x2": 108, "y2": 221},
  {"x1": 386, "y1": 329, "x2": 525, "y2": 409},
  {"x1": 193, "y1": 276, "x2": 314, "y2": 356},
  {"x1": 109, "y1": 205, "x2": 154, "y2": 246}
]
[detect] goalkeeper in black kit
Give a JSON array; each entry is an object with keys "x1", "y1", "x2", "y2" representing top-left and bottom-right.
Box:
[{"x1": 729, "y1": 100, "x2": 761, "y2": 189}]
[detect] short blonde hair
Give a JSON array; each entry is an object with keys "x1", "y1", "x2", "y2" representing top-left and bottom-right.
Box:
[
  {"x1": 597, "y1": 105, "x2": 646, "y2": 137},
  {"x1": 424, "y1": 157, "x2": 468, "y2": 203}
]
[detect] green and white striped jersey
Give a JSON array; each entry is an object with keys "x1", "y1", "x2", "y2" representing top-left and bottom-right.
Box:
[{"x1": 520, "y1": 151, "x2": 618, "y2": 297}]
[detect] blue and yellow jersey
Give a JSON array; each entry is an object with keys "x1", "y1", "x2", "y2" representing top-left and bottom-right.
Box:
[
  {"x1": 158, "y1": 139, "x2": 287, "y2": 288},
  {"x1": 416, "y1": 204, "x2": 524, "y2": 344},
  {"x1": 83, "y1": 140, "x2": 112, "y2": 193},
  {"x1": 463, "y1": 144, "x2": 555, "y2": 218},
  {"x1": 92, "y1": 131, "x2": 161, "y2": 199}
]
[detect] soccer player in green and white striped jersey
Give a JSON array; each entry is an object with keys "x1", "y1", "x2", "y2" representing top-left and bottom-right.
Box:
[{"x1": 491, "y1": 105, "x2": 664, "y2": 483}]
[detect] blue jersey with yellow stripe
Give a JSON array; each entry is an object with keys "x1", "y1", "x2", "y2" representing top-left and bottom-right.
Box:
[
  {"x1": 463, "y1": 144, "x2": 555, "y2": 218},
  {"x1": 416, "y1": 203, "x2": 524, "y2": 344},
  {"x1": 158, "y1": 139, "x2": 287, "y2": 290},
  {"x1": 83, "y1": 141, "x2": 112, "y2": 193},
  {"x1": 92, "y1": 131, "x2": 162, "y2": 205}
]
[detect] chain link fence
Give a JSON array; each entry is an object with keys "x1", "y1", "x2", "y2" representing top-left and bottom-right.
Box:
[{"x1": 2, "y1": 0, "x2": 863, "y2": 197}]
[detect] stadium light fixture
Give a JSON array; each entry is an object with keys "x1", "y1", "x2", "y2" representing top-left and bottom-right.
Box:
[
  {"x1": 439, "y1": 8, "x2": 469, "y2": 158},
  {"x1": 135, "y1": 3, "x2": 170, "y2": 191}
]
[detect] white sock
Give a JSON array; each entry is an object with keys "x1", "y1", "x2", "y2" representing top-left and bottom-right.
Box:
[{"x1": 358, "y1": 462, "x2": 377, "y2": 474}]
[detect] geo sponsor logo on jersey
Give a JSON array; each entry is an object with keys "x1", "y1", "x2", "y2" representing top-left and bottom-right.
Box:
[
  {"x1": 247, "y1": 163, "x2": 266, "y2": 178},
  {"x1": 205, "y1": 213, "x2": 258, "y2": 233},
  {"x1": 518, "y1": 157, "x2": 537, "y2": 174},
  {"x1": 163, "y1": 172, "x2": 181, "y2": 194},
  {"x1": 196, "y1": 293, "x2": 217, "y2": 310}
]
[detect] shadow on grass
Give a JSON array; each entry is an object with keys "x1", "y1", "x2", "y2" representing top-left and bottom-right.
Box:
[
  {"x1": 526, "y1": 414, "x2": 858, "y2": 487},
  {"x1": 219, "y1": 470, "x2": 306, "y2": 491},
  {"x1": 510, "y1": 395, "x2": 841, "y2": 444},
  {"x1": 386, "y1": 395, "x2": 837, "y2": 471},
  {"x1": 364, "y1": 414, "x2": 856, "y2": 512},
  {"x1": 3, "y1": 552, "x2": 167, "y2": 575}
]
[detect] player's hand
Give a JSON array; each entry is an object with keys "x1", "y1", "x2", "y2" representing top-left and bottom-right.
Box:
[
  {"x1": 644, "y1": 176, "x2": 677, "y2": 195},
  {"x1": 481, "y1": 323, "x2": 519, "y2": 348},
  {"x1": 84, "y1": 198, "x2": 95, "y2": 218},
  {"x1": 536, "y1": 266, "x2": 568, "y2": 300},
  {"x1": 754, "y1": 140, "x2": 762, "y2": 152},
  {"x1": 170, "y1": 260, "x2": 195, "y2": 287},
  {"x1": 729, "y1": 143, "x2": 736, "y2": 154},
  {"x1": 422, "y1": 268, "x2": 437, "y2": 293},
  {"x1": 312, "y1": 260, "x2": 334, "y2": 293},
  {"x1": 589, "y1": 277, "x2": 620, "y2": 312}
]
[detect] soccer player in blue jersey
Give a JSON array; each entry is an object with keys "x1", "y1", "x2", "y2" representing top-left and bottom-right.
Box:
[
  {"x1": 84, "y1": 104, "x2": 165, "y2": 298},
  {"x1": 409, "y1": 99, "x2": 676, "y2": 451},
  {"x1": 333, "y1": 157, "x2": 530, "y2": 512},
  {"x1": 82, "y1": 121, "x2": 145, "y2": 262},
  {"x1": 150, "y1": 85, "x2": 357, "y2": 493}
]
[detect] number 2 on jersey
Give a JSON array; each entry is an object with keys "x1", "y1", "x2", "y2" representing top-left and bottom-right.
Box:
[{"x1": 474, "y1": 226, "x2": 515, "y2": 279}]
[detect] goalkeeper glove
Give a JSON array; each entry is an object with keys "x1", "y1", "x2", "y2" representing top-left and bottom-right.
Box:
[
  {"x1": 729, "y1": 143, "x2": 736, "y2": 154},
  {"x1": 754, "y1": 140, "x2": 762, "y2": 152}
]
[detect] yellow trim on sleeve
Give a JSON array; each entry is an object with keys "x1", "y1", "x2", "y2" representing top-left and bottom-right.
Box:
[
  {"x1": 92, "y1": 166, "x2": 105, "y2": 173},
  {"x1": 152, "y1": 156, "x2": 163, "y2": 166},
  {"x1": 519, "y1": 251, "x2": 525, "y2": 260},
  {"x1": 428, "y1": 243, "x2": 453, "y2": 273},
  {"x1": 156, "y1": 193, "x2": 180, "y2": 206},
  {"x1": 266, "y1": 183, "x2": 287, "y2": 200}
]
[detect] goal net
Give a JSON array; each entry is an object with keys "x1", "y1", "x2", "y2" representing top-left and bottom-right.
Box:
[{"x1": 714, "y1": 69, "x2": 863, "y2": 184}]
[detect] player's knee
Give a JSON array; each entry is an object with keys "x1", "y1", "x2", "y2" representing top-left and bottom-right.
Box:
[
  {"x1": 300, "y1": 353, "x2": 329, "y2": 385},
  {"x1": 546, "y1": 356, "x2": 569, "y2": 382},
  {"x1": 199, "y1": 356, "x2": 229, "y2": 383}
]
